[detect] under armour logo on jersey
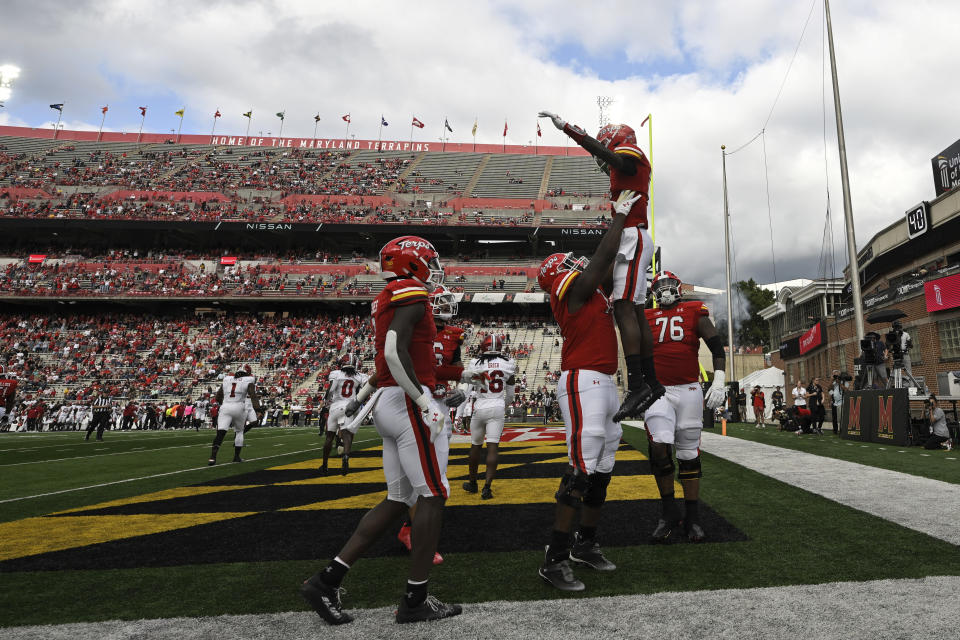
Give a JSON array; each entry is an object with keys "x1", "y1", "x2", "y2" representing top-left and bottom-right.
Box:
[{"x1": 593, "y1": 379, "x2": 601, "y2": 385}]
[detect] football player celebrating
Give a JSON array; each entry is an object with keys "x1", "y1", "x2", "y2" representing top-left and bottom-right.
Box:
[
  {"x1": 643, "y1": 271, "x2": 727, "y2": 542},
  {"x1": 539, "y1": 111, "x2": 663, "y2": 421},
  {"x1": 301, "y1": 236, "x2": 464, "y2": 625},
  {"x1": 210, "y1": 366, "x2": 263, "y2": 465},
  {"x1": 536, "y1": 191, "x2": 642, "y2": 591},
  {"x1": 462, "y1": 334, "x2": 516, "y2": 500},
  {"x1": 320, "y1": 354, "x2": 368, "y2": 476}
]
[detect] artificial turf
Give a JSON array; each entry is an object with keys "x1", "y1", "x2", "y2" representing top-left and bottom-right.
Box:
[{"x1": 1, "y1": 425, "x2": 958, "y2": 627}]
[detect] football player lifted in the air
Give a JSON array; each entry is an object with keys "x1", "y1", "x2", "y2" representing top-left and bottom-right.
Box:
[
  {"x1": 536, "y1": 191, "x2": 642, "y2": 592},
  {"x1": 539, "y1": 110, "x2": 663, "y2": 421},
  {"x1": 319, "y1": 353, "x2": 368, "y2": 476},
  {"x1": 643, "y1": 271, "x2": 727, "y2": 542},
  {"x1": 302, "y1": 236, "x2": 480, "y2": 625},
  {"x1": 463, "y1": 333, "x2": 517, "y2": 500}
]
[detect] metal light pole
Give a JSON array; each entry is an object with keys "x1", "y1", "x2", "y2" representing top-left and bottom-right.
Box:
[
  {"x1": 721, "y1": 145, "x2": 736, "y2": 380},
  {"x1": 825, "y1": 0, "x2": 865, "y2": 344}
]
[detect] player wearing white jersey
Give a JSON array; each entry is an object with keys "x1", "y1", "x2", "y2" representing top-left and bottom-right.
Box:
[
  {"x1": 209, "y1": 367, "x2": 262, "y2": 465},
  {"x1": 462, "y1": 335, "x2": 516, "y2": 500},
  {"x1": 320, "y1": 355, "x2": 368, "y2": 476}
]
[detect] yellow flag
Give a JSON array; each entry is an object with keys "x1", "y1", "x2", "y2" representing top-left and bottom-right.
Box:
[
  {"x1": 174, "y1": 108, "x2": 185, "y2": 117},
  {"x1": 471, "y1": 118, "x2": 478, "y2": 137}
]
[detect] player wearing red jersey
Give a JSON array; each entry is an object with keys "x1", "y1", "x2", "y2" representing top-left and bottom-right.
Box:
[
  {"x1": 536, "y1": 192, "x2": 642, "y2": 592},
  {"x1": 539, "y1": 110, "x2": 663, "y2": 422},
  {"x1": 301, "y1": 236, "x2": 463, "y2": 625},
  {"x1": 643, "y1": 271, "x2": 727, "y2": 543},
  {"x1": 0, "y1": 365, "x2": 18, "y2": 430}
]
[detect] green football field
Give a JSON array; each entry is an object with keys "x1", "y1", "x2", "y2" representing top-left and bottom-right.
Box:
[{"x1": 0, "y1": 424, "x2": 957, "y2": 628}]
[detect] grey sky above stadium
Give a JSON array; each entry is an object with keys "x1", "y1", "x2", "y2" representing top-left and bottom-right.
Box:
[{"x1": 1, "y1": 0, "x2": 958, "y2": 290}]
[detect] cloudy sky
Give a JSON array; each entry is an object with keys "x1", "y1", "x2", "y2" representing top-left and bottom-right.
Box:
[{"x1": 1, "y1": 0, "x2": 958, "y2": 289}]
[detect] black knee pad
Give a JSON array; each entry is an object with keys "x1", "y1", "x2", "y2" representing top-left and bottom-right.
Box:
[
  {"x1": 648, "y1": 442, "x2": 675, "y2": 478},
  {"x1": 212, "y1": 429, "x2": 227, "y2": 447},
  {"x1": 582, "y1": 471, "x2": 612, "y2": 508},
  {"x1": 678, "y1": 456, "x2": 702, "y2": 480},
  {"x1": 555, "y1": 468, "x2": 588, "y2": 507}
]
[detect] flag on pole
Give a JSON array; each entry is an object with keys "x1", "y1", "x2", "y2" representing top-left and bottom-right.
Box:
[
  {"x1": 503, "y1": 120, "x2": 508, "y2": 136},
  {"x1": 174, "y1": 108, "x2": 185, "y2": 117},
  {"x1": 314, "y1": 114, "x2": 322, "y2": 123},
  {"x1": 242, "y1": 110, "x2": 252, "y2": 118},
  {"x1": 342, "y1": 114, "x2": 351, "y2": 123},
  {"x1": 101, "y1": 105, "x2": 109, "y2": 114},
  {"x1": 472, "y1": 119, "x2": 478, "y2": 136},
  {"x1": 381, "y1": 116, "x2": 389, "y2": 126},
  {"x1": 49, "y1": 104, "x2": 63, "y2": 111},
  {"x1": 214, "y1": 110, "x2": 221, "y2": 118},
  {"x1": 537, "y1": 122, "x2": 542, "y2": 137},
  {"x1": 444, "y1": 118, "x2": 453, "y2": 133},
  {"x1": 276, "y1": 111, "x2": 285, "y2": 120},
  {"x1": 139, "y1": 106, "x2": 147, "y2": 116},
  {"x1": 412, "y1": 117, "x2": 425, "y2": 129}
]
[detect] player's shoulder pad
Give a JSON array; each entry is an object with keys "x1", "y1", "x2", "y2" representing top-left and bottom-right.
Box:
[
  {"x1": 614, "y1": 143, "x2": 646, "y2": 161},
  {"x1": 387, "y1": 279, "x2": 429, "y2": 306},
  {"x1": 552, "y1": 269, "x2": 580, "y2": 301}
]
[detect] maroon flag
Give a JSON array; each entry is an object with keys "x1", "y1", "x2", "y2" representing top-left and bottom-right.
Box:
[
  {"x1": 640, "y1": 114, "x2": 650, "y2": 127},
  {"x1": 342, "y1": 114, "x2": 351, "y2": 123},
  {"x1": 101, "y1": 105, "x2": 108, "y2": 114},
  {"x1": 537, "y1": 122, "x2": 542, "y2": 137},
  {"x1": 214, "y1": 110, "x2": 221, "y2": 118},
  {"x1": 138, "y1": 106, "x2": 147, "y2": 116},
  {"x1": 503, "y1": 120, "x2": 508, "y2": 137},
  {"x1": 412, "y1": 117, "x2": 425, "y2": 129}
]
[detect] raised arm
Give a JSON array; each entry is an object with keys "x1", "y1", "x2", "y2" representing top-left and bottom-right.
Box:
[{"x1": 538, "y1": 111, "x2": 636, "y2": 175}]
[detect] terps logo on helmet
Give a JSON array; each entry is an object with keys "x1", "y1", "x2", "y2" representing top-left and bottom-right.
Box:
[
  {"x1": 398, "y1": 239, "x2": 434, "y2": 251},
  {"x1": 540, "y1": 254, "x2": 560, "y2": 277},
  {"x1": 597, "y1": 124, "x2": 637, "y2": 149}
]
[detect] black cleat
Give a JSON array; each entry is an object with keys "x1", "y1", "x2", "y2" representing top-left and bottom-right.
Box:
[
  {"x1": 318, "y1": 464, "x2": 328, "y2": 475},
  {"x1": 462, "y1": 480, "x2": 478, "y2": 493},
  {"x1": 685, "y1": 522, "x2": 706, "y2": 543},
  {"x1": 539, "y1": 547, "x2": 585, "y2": 591},
  {"x1": 613, "y1": 383, "x2": 665, "y2": 422},
  {"x1": 651, "y1": 518, "x2": 681, "y2": 544},
  {"x1": 481, "y1": 486, "x2": 493, "y2": 500},
  {"x1": 300, "y1": 576, "x2": 353, "y2": 625},
  {"x1": 341, "y1": 455, "x2": 350, "y2": 476},
  {"x1": 395, "y1": 595, "x2": 462, "y2": 624},
  {"x1": 570, "y1": 533, "x2": 616, "y2": 571},
  {"x1": 207, "y1": 458, "x2": 216, "y2": 466},
  {"x1": 232, "y1": 457, "x2": 244, "y2": 463}
]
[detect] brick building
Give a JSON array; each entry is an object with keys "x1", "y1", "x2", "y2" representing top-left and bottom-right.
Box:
[{"x1": 761, "y1": 187, "x2": 960, "y2": 400}]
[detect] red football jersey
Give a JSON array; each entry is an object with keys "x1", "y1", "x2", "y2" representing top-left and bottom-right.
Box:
[
  {"x1": 0, "y1": 377, "x2": 17, "y2": 405},
  {"x1": 550, "y1": 270, "x2": 618, "y2": 374},
  {"x1": 433, "y1": 325, "x2": 465, "y2": 392},
  {"x1": 373, "y1": 279, "x2": 437, "y2": 389},
  {"x1": 645, "y1": 301, "x2": 709, "y2": 385},
  {"x1": 608, "y1": 143, "x2": 651, "y2": 228}
]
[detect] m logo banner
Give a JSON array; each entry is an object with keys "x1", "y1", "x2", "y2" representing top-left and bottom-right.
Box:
[
  {"x1": 841, "y1": 389, "x2": 909, "y2": 445},
  {"x1": 846, "y1": 396, "x2": 862, "y2": 437},
  {"x1": 876, "y1": 396, "x2": 895, "y2": 439}
]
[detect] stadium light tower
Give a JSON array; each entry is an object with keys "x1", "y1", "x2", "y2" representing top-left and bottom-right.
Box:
[
  {"x1": 597, "y1": 95, "x2": 614, "y2": 128},
  {"x1": 0, "y1": 64, "x2": 22, "y2": 104}
]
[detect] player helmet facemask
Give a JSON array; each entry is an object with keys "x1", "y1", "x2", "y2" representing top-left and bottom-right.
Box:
[
  {"x1": 379, "y1": 235, "x2": 444, "y2": 288},
  {"x1": 651, "y1": 270, "x2": 682, "y2": 307},
  {"x1": 430, "y1": 285, "x2": 459, "y2": 321},
  {"x1": 537, "y1": 252, "x2": 589, "y2": 293},
  {"x1": 595, "y1": 123, "x2": 637, "y2": 174}
]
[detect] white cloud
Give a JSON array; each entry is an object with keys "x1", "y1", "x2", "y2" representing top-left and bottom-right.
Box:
[{"x1": 1, "y1": 0, "x2": 959, "y2": 289}]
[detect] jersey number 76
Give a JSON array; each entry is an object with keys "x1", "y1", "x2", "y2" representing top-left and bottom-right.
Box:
[{"x1": 654, "y1": 316, "x2": 684, "y2": 342}]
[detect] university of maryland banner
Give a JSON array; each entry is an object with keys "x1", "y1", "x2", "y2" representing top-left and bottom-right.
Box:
[{"x1": 841, "y1": 389, "x2": 910, "y2": 445}]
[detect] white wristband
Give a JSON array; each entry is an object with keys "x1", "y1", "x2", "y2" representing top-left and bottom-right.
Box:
[
  {"x1": 712, "y1": 370, "x2": 726, "y2": 387},
  {"x1": 413, "y1": 392, "x2": 430, "y2": 412},
  {"x1": 355, "y1": 381, "x2": 375, "y2": 404}
]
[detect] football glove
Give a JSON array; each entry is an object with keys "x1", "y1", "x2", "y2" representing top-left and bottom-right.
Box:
[
  {"x1": 414, "y1": 393, "x2": 446, "y2": 442},
  {"x1": 704, "y1": 370, "x2": 727, "y2": 410},
  {"x1": 538, "y1": 110, "x2": 566, "y2": 130},
  {"x1": 344, "y1": 398, "x2": 361, "y2": 418},
  {"x1": 614, "y1": 190, "x2": 642, "y2": 216},
  {"x1": 460, "y1": 367, "x2": 490, "y2": 392},
  {"x1": 443, "y1": 389, "x2": 466, "y2": 408}
]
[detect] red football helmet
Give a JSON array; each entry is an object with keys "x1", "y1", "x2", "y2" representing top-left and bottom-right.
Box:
[
  {"x1": 537, "y1": 252, "x2": 588, "y2": 293},
  {"x1": 430, "y1": 285, "x2": 459, "y2": 321},
  {"x1": 595, "y1": 124, "x2": 637, "y2": 174},
  {"x1": 651, "y1": 270, "x2": 683, "y2": 307},
  {"x1": 379, "y1": 235, "x2": 444, "y2": 287},
  {"x1": 481, "y1": 334, "x2": 504, "y2": 353}
]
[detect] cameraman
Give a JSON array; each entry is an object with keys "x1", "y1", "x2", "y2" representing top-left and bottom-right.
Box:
[
  {"x1": 829, "y1": 371, "x2": 844, "y2": 435},
  {"x1": 867, "y1": 332, "x2": 888, "y2": 388},
  {"x1": 924, "y1": 395, "x2": 952, "y2": 450},
  {"x1": 889, "y1": 320, "x2": 913, "y2": 378},
  {"x1": 806, "y1": 377, "x2": 825, "y2": 435}
]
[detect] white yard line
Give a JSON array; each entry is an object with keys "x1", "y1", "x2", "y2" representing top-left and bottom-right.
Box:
[
  {"x1": 0, "y1": 438, "x2": 377, "y2": 504},
  {"x1": 2, "y1": 576, "x2": 956, "y2": 640}
]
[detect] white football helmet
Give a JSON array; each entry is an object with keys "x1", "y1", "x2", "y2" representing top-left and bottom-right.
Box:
[{"x1": 430, "y1": 285, "x2": 459, "y2": 321}]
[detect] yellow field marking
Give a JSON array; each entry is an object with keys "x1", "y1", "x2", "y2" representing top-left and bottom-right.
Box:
[
  {"x1": 52, "y1": 485, "x2": 258, "y2": 515},
  {"x1": 443, "y1": 462, "x2": 524, "y2": 479},
  {"x1": 277, "y1": 469, "x2": 387, "y2": 486},
  {"x1": 267, "y1": 455, "x2": 383, "y2": 471},
  {"x1": 0, "y1": 512, "x2": 257, "y2": 562},
  {"x1": 285, "y1": 474, "x2": 671, "y2": 511}
]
